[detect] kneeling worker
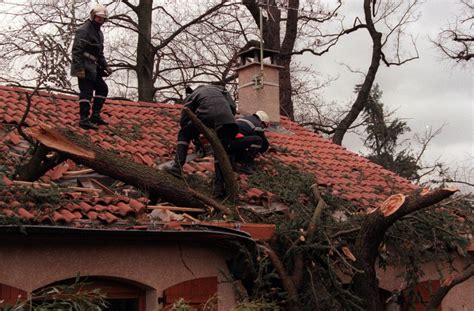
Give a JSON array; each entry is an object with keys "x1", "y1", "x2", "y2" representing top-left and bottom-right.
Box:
[{"x1": 230, "y1": 110, "x2": 270, "y2": 174}]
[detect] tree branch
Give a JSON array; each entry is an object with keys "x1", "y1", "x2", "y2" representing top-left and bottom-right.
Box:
[
  {"x1": 426, "y1": 264, "x2": 474, "y2": 311},
  {"x1": 259, "y1": 241, "x2": 300, "y2": 311}
]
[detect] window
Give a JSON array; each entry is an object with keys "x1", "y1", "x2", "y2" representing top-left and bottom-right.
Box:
[
  {"x1": 162, "y1": 277, "x2": 218, "y2": 310},
  {"x1": 0, "y1": 283, "x2": 27, "y2": 308},
  {"x1": 402, "y1": 280, "x2": 442, "y2": 311},
  {"x1": 34, "y1": 277, "x2": 146, "y2": 311}
]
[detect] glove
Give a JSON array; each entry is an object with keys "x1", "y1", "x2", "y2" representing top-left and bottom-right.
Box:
[
  {"x1": 193, "y1": 138, "x2": 205, "y2": 157},
  {"x1": 105, "y1": 66, "x2": 112, "y2": 76},
  {"x1": 76, "y1": 69, "x2": 86, "y2": 79}
]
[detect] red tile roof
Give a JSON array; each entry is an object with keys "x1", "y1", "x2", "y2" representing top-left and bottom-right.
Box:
[{"x1": 0, "y1": 85, "x2": 416, "y2": 226}]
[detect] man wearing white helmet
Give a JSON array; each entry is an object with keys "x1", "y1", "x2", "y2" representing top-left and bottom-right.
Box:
[
  {"x1": 71, "y1": 4, "x2": 112, "y2": 129},
  {"x1": 229, "y1": 110, "x2": 270, "y2": 174}
]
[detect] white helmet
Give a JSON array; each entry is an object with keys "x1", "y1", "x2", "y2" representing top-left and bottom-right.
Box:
[
  {"x1": 255, "y1": 110, "x2": 270, "y2": 123},
  {"x1": 90, "y1": 4, "x2": 108, "y2": 20}
]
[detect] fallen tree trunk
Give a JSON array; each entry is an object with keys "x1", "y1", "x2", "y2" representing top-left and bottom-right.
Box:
[
  {"x1": 23, "y1": 125, "x2": 232, "y2": 215},
  {"x1": 17, "y1": 143, "x2": 67, "y2": 181},
  {"x1": 352, "y1": 187, "x2": 458, "y2": 311}
]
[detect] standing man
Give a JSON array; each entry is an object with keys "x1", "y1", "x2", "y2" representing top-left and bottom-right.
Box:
[
  {"x1": 71, "y1": 4, "x2": 112, "y2": 130},
  {"x1": 230, "y1": 111, "x2": 270, "y2": 174},
  {"x1": 167, "y1": 84, "x2": 238, "y2": 197}
]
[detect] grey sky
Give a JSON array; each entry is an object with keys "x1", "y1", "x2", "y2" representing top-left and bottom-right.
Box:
[{"x1": 300, "y1": 0, "x2": 473, "y2": 185}]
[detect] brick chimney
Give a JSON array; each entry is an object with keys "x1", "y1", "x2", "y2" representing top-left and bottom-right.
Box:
[{"x1": 236, "y1": 47, "x2": 282, "y2": 125}]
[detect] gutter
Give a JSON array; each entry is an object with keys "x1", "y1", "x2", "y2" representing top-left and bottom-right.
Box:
[{"x1": 0, "y1": 224, "x2": 256, "y2": 251}]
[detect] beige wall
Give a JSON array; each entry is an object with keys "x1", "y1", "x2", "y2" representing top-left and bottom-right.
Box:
[
  {"x1": 377, "y1": 254, "x2": 473, "y2": 310},
  {"x1": 0, "y1": 239, "x2": 237, "y2": 311}
]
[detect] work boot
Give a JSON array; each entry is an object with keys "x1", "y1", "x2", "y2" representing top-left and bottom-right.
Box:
[
  {"x1": 90, "y1": 113, "x2": 109, "y2": 125},
  {"x1": 79, "y1": 118, "x2": 98, "y2": 130},
  {"x1": 91, "y1": 98, "x2": 108, "y2": 125},
  {"x1": 213, "y1": 163, "x2": 226, "y2": 198},
  {"x1": 165, "y1": 143, "x2": 188, "y2": 177},
  {"x1": 165, "y1": 163, "x2": 183, "y2": 178},
  {"x1": 79, "y1": 100, "x2": 96, "y2": 129},
  {"x1": 233, "y1": 162, "x2": 255, "y2": 175}
]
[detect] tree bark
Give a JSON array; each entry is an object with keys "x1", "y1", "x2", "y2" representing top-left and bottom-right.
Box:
[
  {"x1": 18, "y1": 144, "x2": 66, "y2": 181},
  {"x1": 291, "y1": 183, "x2": 327, "y2": 289},
  {"x1": 136, "y1": 0, "x2": 156, "y2": 102},
  {"x1": 352, "y1": 188, "x2": 458, "y2": 311},
  {"x1": 332, "y1": 0, "x2": 382, "y2": 145},
  {"x1": 23, "y1": 125, "x2": 232, "y2": 215},
  {"x1": 260, "y1": 241, "x2": 301, "y2": 311},
  {"x1": 278, "y1": 0, "x2": 299, "y2": 120}
]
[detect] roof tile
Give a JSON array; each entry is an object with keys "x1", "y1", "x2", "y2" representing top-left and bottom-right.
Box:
[{"x1": 0, "y1": 86, "x2": 417, "y2": 220}]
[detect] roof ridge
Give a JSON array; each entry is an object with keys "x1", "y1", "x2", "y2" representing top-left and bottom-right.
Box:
[{"x1": 0, "y1": 85, "x2": 180, "y2": 109}]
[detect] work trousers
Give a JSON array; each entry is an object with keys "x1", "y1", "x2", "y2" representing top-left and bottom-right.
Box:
[
  {"x1": 175, "y1": 122, "x2": 238, "y2": 164},
  {"x1": 175, "y1": 122, "x2": 238, "y2": 196},
  {"x1": 229, "y1": 135, "x2": 263, "y2": 164},
  {"x1": 78, "y1": 75, "x2": 108, "y2": 120}
]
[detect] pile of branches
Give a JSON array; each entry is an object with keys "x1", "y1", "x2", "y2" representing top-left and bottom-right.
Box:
[{"x1": 240, "y1": 162, "x2": 470, "y2": 311}]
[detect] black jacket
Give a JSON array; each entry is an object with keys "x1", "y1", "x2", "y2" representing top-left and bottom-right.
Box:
[
  {"x1": 180, "y1": 85, "x2": 237, "y2": 129},
  {"x1": 236, "y1": 114, "x2": 269, "y2": 153},
  {"x1": 70, "y1": 20, "x2": 108, "y2": 80}
]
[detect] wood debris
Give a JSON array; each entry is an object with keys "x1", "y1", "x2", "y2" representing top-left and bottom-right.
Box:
[
  {"x1": 342, "y1": 246, "x2": 357, "y2": 262},
  {"x1": 379, "y1": 193, "x2": 405, "y2": 217}
]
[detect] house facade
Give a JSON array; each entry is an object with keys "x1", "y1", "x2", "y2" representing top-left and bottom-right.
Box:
[{"x1": 0, "y1": 225, "x2": 257, "y2": 310}]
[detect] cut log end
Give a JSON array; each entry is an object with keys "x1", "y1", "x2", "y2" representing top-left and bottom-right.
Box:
[
  {"x1": 420, "y1": 188, "x2": 431, "y2": 196},
  {"x1": 25, "y1": 126, "x2": 95, "y2": 160},
  {"x1": 379, "y1": 193, "x2": 405, "y2": 217},
  {"x1": 441, "y1": 275, "x2": 454, "y2": 287},
  {"x1": 342, "y1": 246, "x2": 356, "y2": 262},
  {"x1": 442, "y1": 186, "x2": 459, "y2": 193}
]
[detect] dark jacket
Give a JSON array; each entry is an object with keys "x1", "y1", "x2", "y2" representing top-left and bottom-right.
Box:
[
  {"x1": 236, "y1": 114, "x2": 269, "y2": 153},
  {"x1": 180, "y1": 85, "x2": 237, "y2": 129},
  {"x1": 70, "y1": 20, "x2": 108, "y2": 81}
]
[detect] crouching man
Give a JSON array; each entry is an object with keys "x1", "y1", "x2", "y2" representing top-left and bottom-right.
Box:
[{"x1": 230, "y1": 110, "x2": 270, "y2": 174}]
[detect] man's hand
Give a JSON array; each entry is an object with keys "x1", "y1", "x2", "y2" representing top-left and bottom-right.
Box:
[{"x1": 76, "y1": 69, "x2": 86, "y2": 79}]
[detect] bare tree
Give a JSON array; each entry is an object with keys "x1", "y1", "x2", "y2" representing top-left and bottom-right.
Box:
[
  {"x1": 0, "y1": 0, "x2": 79, "y2": 91},
  {"x1": 433, "y1": 0, "x2": 473, "y2": 63},
  {"x1": 112, "y1": 0, "x2": 235, "y2": 102},
  {"x1": 331, "y1": 0, "x2": 420, "y2": 145},
  {"x1": 242, "y1": 0, "x2": 342, "y2": 120},
  {"x1": 0, "y1": 1, "x2": 244, "y2": 101}
]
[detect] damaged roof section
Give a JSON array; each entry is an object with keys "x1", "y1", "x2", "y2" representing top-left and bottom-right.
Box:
[
  {"x1": 0, "y1": 85, "x2": 416, "y2": 211},
  {"x1": 0, "y1": 85, "x2": 419, "y2": 242},
  {"x1": 0, "y1": 178, "x2": 275, "y2": 241}
]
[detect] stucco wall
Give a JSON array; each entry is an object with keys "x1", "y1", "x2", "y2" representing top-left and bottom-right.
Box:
[
  {"x1": 0, "y1": 238, "x2": 237, "y2": 311},
  {"x1": 237, "y1": 63, "x2": 281, "y2": 124},
  {"x1": 377, "y1": 254, "x2": 473, "y2": 310}
]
